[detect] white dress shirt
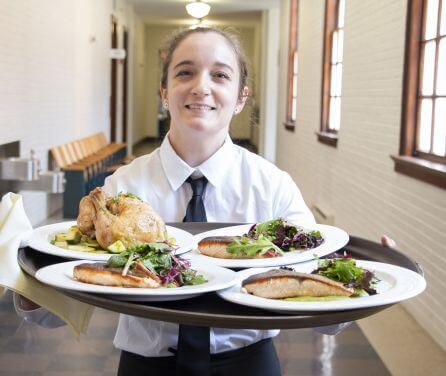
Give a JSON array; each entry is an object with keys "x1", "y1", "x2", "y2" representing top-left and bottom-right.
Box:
[{"x1": 103, "y1": 135, "x2": 315, "y2": 357}]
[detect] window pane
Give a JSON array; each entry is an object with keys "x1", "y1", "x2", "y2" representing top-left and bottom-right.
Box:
[
  {"x1": 422, "y1": 41, "x2": 436, "y2": 95},
  {"x1": 425, "y1": 0, "x2": 439, "y2": 40},
  {"x1": 433, "y1": 98, "x2": 446, "y2": 156},
  {"x1": 332, "y1": 31, "x2": 338, "y2": 64},
  {"x1": 337, "y1": 29, "x2": 344, "y2": 63},
  {"x1": 437, "y1": 37, "x2": 446, "y2": 94},
  {"x1": 441, "y1": 0, "x2": 446, "y2": 35},
  {"x1": 329, "y1": 97, "x2": 341, "y2": 131},
  {"x1": 336, "y1": 63, "x2": 343, "y2": 96},
  {"x1": 292, "y1": 98, "x2": 297, "y2": 121},
  {"x1": 293, "y1": 51, "x2": 298, "y2": 74},
  {"x1": 334, "y1": 97, "x2": 341, "y2": 130},
  {"x1": 330, "y1": 65, "x2": 337, "y2": 96},
  {"x1": 338, "y1": 0, "x2": 345, "y2": 28},
  {"x1": 292, "y1": 74, "x2": 298, "y2": 97},
  {"x1": 329, "y1": 97, "x2": 336, "y2": 130},
  {"x1": 418, "y1": 99, "x2": 433, "y2": 152}
]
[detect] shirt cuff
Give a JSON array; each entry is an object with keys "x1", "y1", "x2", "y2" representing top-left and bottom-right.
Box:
[{"x1": 313, "y1": 322, "x2": 352, "y2": 335}]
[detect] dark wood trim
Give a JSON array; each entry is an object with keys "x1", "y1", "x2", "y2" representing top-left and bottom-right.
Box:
[
  {"x1": 316, "y1": 131, "x2": 338, "y2": 147},
  {"x1": 395, "y1": 0, "x2": 446, "y2": 189},
  {"x1": 137, "y1": 136, "x2": 161, "y2": 143},
  {"x1": 110, "y1": 16, "x2": 118, "y2": 143},
  {"x1": 416, "y1": 151, "x2": 446, "y2": 164},
  {"x1": 122, "y1": 27, "x2": 128, "y2": 144},
  {"x1": 391, "y1": 155, "x2": 446, "y2": 189},
  {"x1": 399, "y1": 0, "x2": 423, "y2": 156},
  {"x1": 320, "y1": 0, "x2": 338, "y2": 133},
  {"x1": 283, "y1": 121, "x2": 296, "y2": 132}
]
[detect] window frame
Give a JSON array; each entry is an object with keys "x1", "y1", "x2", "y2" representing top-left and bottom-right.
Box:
[
  {"x1": 284, "y1": 0, "x2": 299, "y2": 131},
  {"x1": 318, "y1": 0, "x2": 342, "y2": 147},
  {"x1": 392, "y1": 0, "x2": 446, "y2": 189}
]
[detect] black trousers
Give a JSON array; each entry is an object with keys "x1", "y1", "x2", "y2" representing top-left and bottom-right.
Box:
[{"x1": 117, "y1": 338, "x2": 281, "y2": 376}]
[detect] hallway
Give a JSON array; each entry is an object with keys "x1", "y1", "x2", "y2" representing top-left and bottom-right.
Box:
[{"x1": 1, "y1": 0, "x2": 445, "y2": 375}]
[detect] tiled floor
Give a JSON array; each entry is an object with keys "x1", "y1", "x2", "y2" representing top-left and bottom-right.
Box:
[{"x1": 0, "y1": 290, "x2": 389, "y2": 375}]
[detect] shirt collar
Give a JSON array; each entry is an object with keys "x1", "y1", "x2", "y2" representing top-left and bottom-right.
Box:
[{"x1": 160, "y1": 134, "x2": 236, "y2": 191}]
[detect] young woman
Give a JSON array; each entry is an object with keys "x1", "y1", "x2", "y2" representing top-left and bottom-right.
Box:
[
  {"x1": 103, "y1": 27, "x2": 315, "y2": 376},
  {"x1": 15, "y1": 25, "x2": 397, "y2": 376}
]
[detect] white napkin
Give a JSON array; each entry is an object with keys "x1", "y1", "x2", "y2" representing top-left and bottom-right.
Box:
[{"x1": 0, "y1": 192, "x2": 94, "y2": 336}]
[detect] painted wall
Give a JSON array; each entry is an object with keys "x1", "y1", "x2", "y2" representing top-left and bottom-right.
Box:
[
  {"x1": 276, "y1": 0, "x2": 446, "y2": 350},
  {"x1": 0, "y1": 0, "x2": 131, "y2": 225},
  {"x1": 131, "y1": 15, "x2": 149, "y2": 145}
]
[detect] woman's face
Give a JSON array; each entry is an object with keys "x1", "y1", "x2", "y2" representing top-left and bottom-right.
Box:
[{"x1": 161, "y1": 32, "x2": 246, "y2": 139}]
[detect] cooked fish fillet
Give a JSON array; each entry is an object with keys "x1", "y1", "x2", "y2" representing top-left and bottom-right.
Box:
[
  {"x1": 198, "y1": 236, "x2": 278, "y2": 259},
  {"x1": 73, "y1": 262, "x2": 161, "y2": 288},
  {"x1": 242, "y1": 269, "x2": 354, "y2": 298}
]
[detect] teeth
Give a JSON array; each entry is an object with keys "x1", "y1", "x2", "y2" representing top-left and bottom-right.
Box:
[{"x1": 187, "y1": 104, "x2": 213, "y2": 110}]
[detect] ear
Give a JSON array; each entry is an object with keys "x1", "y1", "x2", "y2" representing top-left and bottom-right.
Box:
[
  {"x1": 235, "y1": 86, "x2": 249, "y2": 113},
  {"x1": 160, "y1": 85, "x2": 167, "y2": 102}
]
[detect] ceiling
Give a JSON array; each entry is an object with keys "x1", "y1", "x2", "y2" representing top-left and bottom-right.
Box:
[{"x1": 126, "y1": 0, "x2": 280, "y2": 24}]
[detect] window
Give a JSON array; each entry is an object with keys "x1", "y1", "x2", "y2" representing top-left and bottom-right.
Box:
[
  {"x1": 393, "y1": 0, "x2": 446, "y2": 189},
  {"x1": 318, "y1": 0, "x2": 345, "y2": 146},
  {"x1": 284, "y1": 0, "x2": 299, "y2": 131}
]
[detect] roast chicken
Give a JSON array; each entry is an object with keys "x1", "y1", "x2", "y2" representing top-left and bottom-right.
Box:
[{"x1": 77, "y1": 187, "x2": 166, "y2": 249}]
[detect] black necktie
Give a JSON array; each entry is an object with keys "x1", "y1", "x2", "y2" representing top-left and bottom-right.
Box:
[
  {"x1": 183, "y1": 176, "x2": 208, "y2": 222},
  {"x1": 177, "y1": 176, "x2": 210, "y2": 375}
]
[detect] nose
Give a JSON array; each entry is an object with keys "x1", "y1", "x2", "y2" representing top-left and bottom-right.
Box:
[{"x1": 191, "y1": 73, "x2": 211, "y2": 97}]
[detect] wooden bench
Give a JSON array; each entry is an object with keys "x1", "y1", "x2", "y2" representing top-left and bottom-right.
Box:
[{"x1": 50, "y1": 133, "x2": 128, "y2": 218}]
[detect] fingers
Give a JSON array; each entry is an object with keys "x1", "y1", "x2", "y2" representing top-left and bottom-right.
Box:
[{"x1": 380, "y1": 234, "x2": 396, "y2": 248}]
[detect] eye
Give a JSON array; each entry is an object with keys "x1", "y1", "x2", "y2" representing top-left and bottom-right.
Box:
[
  {"x1": 175, "y1": 70, "x2": 193, "y2": 77},
  {"x1": 213, "y1": 71, "x2": 231, "y2": 80}
]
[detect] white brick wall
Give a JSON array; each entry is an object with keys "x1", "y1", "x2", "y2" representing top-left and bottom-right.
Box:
[
  {"x1": 0, "y1": 0, "x2": 114, "y2": 225},
  {"x1": 277, "y1": 0, "x2": 446, "y2": 350}
]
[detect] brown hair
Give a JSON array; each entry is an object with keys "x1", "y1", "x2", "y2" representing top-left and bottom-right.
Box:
[{"x1": 160, "y1": 27, "x2": 249, "y2": 99}]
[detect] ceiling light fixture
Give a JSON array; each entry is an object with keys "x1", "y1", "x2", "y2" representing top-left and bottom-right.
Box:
[{"x1": 186, "y1": 1, "x2": 211, "y2": 19}]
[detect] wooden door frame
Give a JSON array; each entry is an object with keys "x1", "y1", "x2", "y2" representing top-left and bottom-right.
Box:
[
  {"x1": 110, "y1": 16, "x2": 118, "y2": 142},
  {"x1": 122, "y1": 27, "x2": 128, "y2": 144}
]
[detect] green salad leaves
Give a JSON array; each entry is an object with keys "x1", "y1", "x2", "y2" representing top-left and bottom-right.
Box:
[
  {"x1": 226, "y1": 218, "x2": 324, "y2": 258},
  {"x1": 106, "y1": 243, "x2": 206, "y2": 287},
  {"x1": 313, "y1": 256, "x2": 378, "y2": 296}
]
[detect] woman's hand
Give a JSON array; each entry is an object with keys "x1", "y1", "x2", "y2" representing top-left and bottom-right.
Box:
[
  {"x1": 16, "y1": 294, "x2": 40, "y2": 311},
  {"x1": 380, "y1": 234, "x2": 396, "y2": 248}
]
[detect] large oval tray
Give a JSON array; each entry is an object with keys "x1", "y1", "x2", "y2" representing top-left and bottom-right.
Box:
[{"x1": 18, "y1": 223, "x2": 423, "y2": 330}]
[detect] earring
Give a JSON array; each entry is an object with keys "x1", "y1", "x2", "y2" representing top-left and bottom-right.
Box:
[
  {"x1": 234, "y1": 108, "x2": 239, "y2": 114},
  {"x1": 163, "y1": 101, "x2": 168, "y2": 109}
]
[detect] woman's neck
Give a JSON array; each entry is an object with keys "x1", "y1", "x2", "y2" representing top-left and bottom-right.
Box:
[{"x1": 168, "y1": 128, "x2": 227, "y2": 167}]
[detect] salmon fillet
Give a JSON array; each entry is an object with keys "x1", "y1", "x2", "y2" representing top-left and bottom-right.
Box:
[
  {"x1": 242, "y1": 269, "x2": 354, "y2": 298},
  {"x1": 73, "y1": 262, "x2": 161, "y2": 288},
  {"x1": 198, "y1": 236, "x2": 277, "y2": 259}
]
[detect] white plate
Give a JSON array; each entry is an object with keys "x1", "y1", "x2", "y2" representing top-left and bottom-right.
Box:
[
  {"x1": 190, "y1": 224, "x2": 349, "y2": 268},
  {"x1": 217, "y1": 260, "x2": 426, "y2": 313},
  {"x1": 28, "y1": 221, "x2": 195, "y2": 261},
  {"x1": 35, "y1": 259, "x2": 237, "y2": 302}
]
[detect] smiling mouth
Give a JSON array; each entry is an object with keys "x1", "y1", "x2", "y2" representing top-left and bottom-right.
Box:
[{"x1": 185, "y1": 104, "x2": 216, "y2": 111}]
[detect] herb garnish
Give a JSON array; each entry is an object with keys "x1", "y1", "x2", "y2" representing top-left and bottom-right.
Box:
[
  {"x1": 106, "y1": 243, "x2": 206, "y2": 287},
  {"x1": 313, "y1": 257, "x2": 378, "y2": 295},
  {"x1": 226, "y1": 218, "x2": 324, "y2": 258}
]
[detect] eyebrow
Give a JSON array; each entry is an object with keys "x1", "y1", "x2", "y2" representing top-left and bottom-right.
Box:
[{"x1": 172, "y1": 60, "x2": 234, "y2": 73}]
